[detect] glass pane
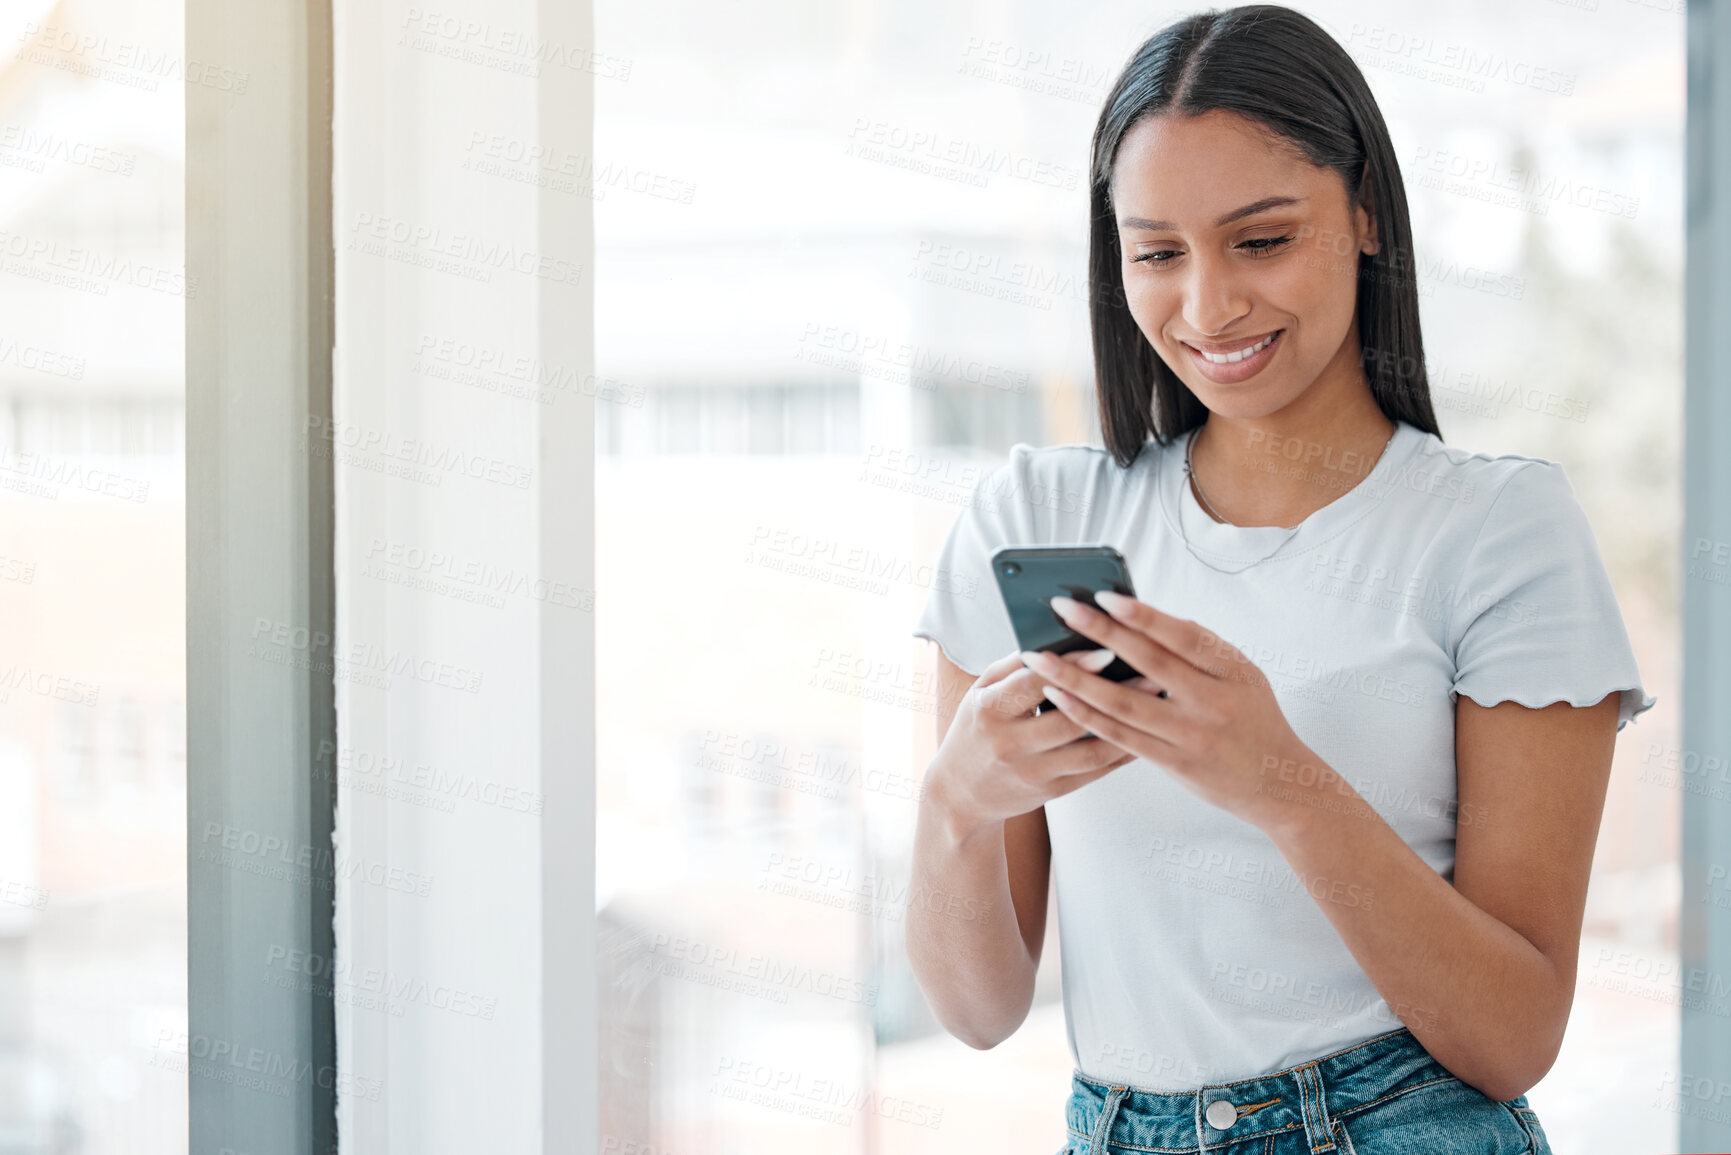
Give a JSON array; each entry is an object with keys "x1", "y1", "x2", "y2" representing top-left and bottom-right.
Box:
[
  {"x1": 0, "y1": 0, "x2": 187, "y2": 1150},
  {"x1": 595, "y1": 3, "x2": 1679, "y2": 1154}
]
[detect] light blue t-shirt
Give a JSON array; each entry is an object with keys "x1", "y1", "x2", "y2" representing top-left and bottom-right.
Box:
[{"x1": 911, "y1": 419, "x2": 1653, "y2": 1090}]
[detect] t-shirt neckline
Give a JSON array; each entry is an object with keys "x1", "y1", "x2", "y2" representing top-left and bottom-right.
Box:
[{"x1": 1158, "y1": 420, "x2": 1425, "y2": 568}]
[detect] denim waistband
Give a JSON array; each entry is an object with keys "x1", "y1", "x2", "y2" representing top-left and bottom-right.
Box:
[{"x1": 1067, "y1": 1027, "x2": 1457, "y2": 1153}]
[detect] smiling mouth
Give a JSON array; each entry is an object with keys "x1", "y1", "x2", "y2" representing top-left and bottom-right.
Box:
[{"x1": 1184, "y1": 331, "x2": 1281, "y2": 364}]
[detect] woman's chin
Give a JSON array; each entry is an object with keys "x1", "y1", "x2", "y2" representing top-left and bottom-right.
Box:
[{"x1": 1185, "y1": 380, "x2": 1300, "y2": 421}]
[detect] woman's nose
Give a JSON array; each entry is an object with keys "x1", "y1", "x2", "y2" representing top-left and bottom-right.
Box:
[{"x1": 1181, "y1": 254, "x2": 1253, "y2": 336}]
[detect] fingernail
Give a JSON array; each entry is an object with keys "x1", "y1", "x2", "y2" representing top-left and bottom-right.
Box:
[
  {"x1": 1074, "y1": 648, "x2": 1115, "y2": 672},
  {"x1": 1048, "y1": 595, "x2": 1080, "y2": 619},
  {"x1": 1096, "y1": 590, "x2": 1131, "y2": 612}
]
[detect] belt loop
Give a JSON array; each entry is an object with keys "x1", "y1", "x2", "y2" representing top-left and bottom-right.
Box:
[
  {"x1": 1088, "y1": 1084, "x2": 1130, "y2": 1155},
  {"x1": 1291, "y1": 1061, "x2": 1337, "y2": 1152}
]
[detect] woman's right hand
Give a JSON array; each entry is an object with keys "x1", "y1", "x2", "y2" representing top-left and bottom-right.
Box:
[{"x1": 927, "y1": 648, "x2": 1145, "y2": 836}]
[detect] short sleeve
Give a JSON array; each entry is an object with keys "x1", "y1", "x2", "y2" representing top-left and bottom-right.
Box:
[
  {"x1": 912, "y1": 442, "x2": 1110, "y2": 675},
  {"x1": 911, "y1": 460, "x2": 1023, "y2": 678},
  {"x1": 1448, "y1": 460, "x2": 1655, "y2": 731}
]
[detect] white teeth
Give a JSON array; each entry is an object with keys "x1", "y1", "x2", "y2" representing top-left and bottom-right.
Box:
[{"x1": 1199, "y1": 332, "x2": 1277, "y2": 364}]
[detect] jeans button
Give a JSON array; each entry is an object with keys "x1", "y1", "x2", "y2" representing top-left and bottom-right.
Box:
[{"x1": 1205, "y1": 1099, "x2": 1238, "y2": 1130}]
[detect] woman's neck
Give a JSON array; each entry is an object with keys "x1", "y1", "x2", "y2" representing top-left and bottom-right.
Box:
[{"x1": 1187, "y1": 389, "x2": 1398, "y2": 529}]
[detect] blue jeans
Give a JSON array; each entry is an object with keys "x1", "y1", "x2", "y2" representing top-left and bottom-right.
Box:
[{"x1": 1058, "y1": 1026, "x2": 1552, "y2": 1153}]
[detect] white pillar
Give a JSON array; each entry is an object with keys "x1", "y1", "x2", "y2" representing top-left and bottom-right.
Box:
[{"x1": 331, "y1": 4, "x2": 596, "y2": 1151}]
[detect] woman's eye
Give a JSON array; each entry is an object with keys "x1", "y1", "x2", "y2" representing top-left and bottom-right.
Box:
[
  {"x1": 1242, "y1": 235, "x2": 1294, "y2": 255},
  {"x1": 1129, "y1": 235, "x2": 1294, "y2": 265}
]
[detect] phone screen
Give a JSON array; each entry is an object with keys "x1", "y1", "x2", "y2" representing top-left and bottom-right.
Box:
[{"x1": 992, "y1": 545, "x2": 1136, "y2": 654}]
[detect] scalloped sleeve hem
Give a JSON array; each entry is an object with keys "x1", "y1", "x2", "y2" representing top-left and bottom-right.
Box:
[
  {"x1": 1452, "y1": 684, "x2": 1656, "y2": 733},
  {"x1": 1447, "y1": 460, "x2": 1656, "y2": 738}
]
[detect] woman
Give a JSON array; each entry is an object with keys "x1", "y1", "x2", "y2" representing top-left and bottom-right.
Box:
[{"x1": 907, "y1": 6, "x2": 1652, "y2": 1154}]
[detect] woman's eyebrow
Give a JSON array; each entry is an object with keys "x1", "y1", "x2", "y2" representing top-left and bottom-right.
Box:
[{"x1": 1119, "y1": 195, "x2": 1308, "y2": 232}]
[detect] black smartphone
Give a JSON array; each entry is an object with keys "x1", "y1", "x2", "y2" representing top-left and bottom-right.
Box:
[{"x1": 991, "y1": 545, "x2": 1142, "y2": 714}]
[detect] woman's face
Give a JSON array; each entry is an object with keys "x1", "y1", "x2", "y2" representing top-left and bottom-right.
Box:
[{"x1": 1110, "y1": 108, "x2": 1378, "y2": 420}]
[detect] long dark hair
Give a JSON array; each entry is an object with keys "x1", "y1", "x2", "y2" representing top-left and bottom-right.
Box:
[{"x1": 1089, "y1": 5, "x2": 1440, "y2": 467}]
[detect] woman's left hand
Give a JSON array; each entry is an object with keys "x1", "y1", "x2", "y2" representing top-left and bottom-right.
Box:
[{"x1": 1018, "y1": 589, "x2": 1316, "y2": 833}]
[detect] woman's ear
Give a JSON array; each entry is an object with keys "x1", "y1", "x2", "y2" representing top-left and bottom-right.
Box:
[{"x1": 1357, "y1": 166, "x2": 1380, "y2": 256}]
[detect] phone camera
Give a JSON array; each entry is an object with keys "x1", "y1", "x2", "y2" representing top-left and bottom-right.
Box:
[{"x1": 1000, "y1": 562, "x2": 1021, "y2": 577}]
